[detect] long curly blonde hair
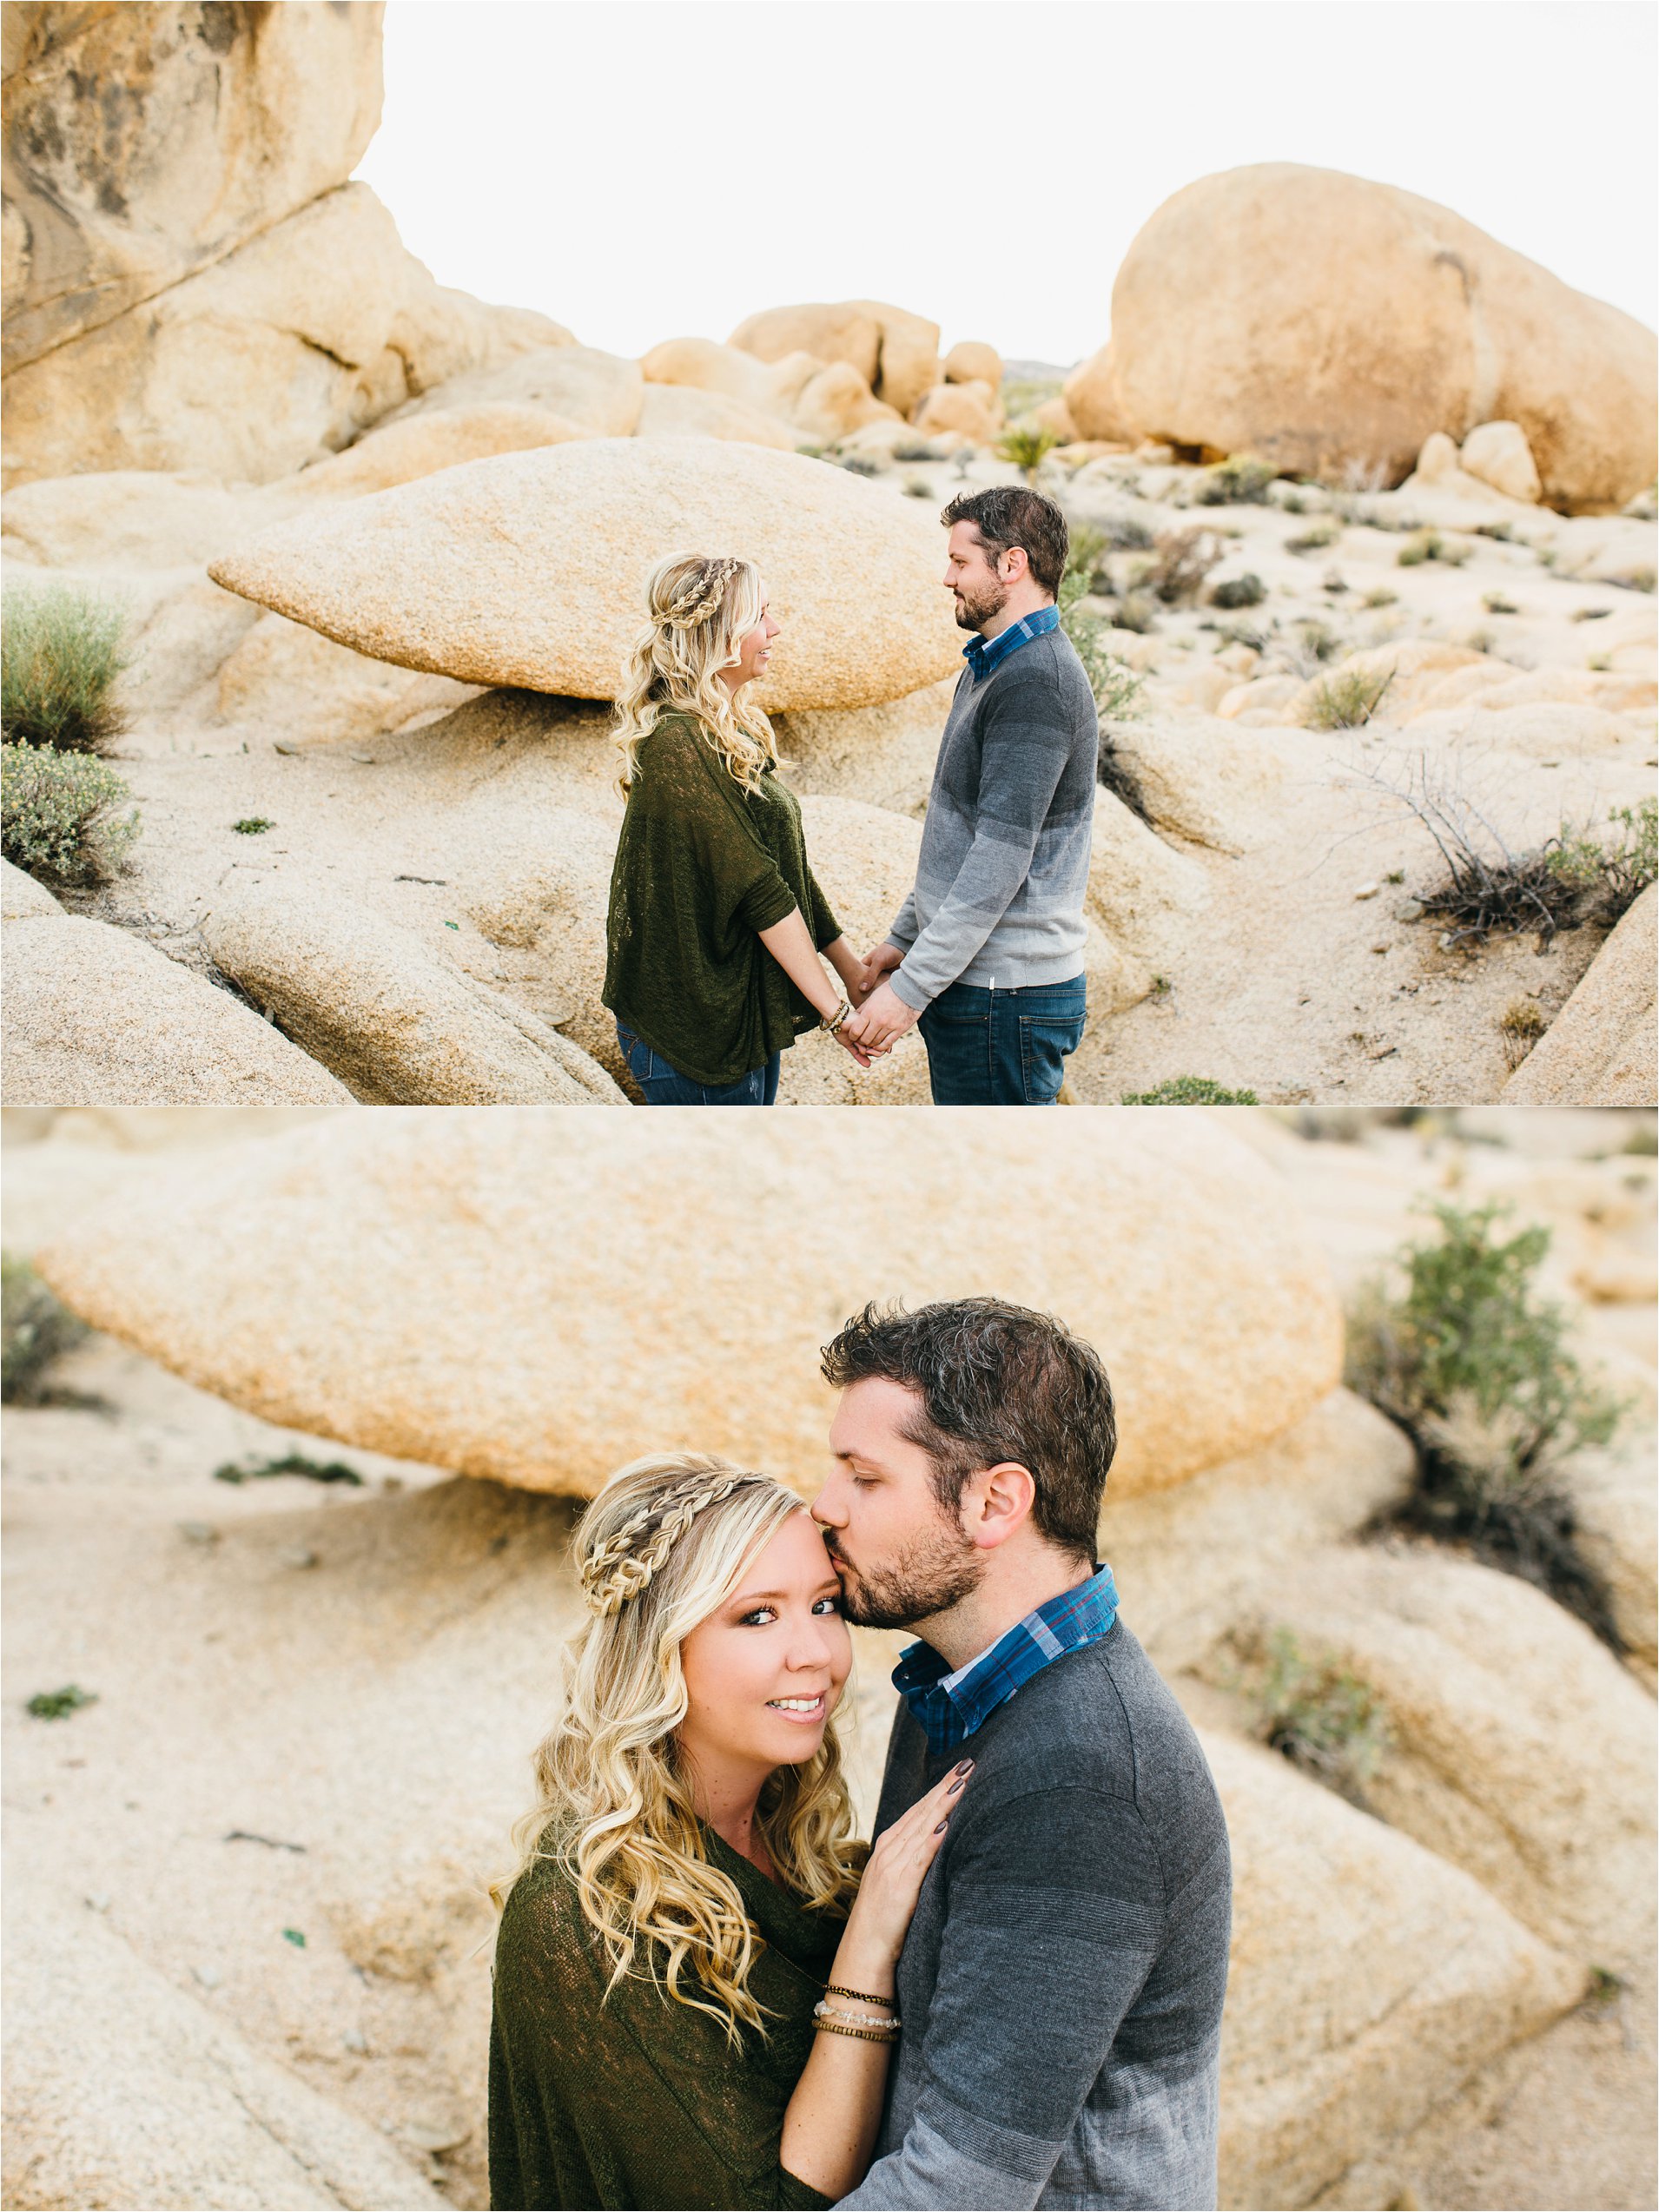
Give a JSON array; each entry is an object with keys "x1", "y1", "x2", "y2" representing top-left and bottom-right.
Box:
[
  {"x1": 492, "y1": 1454, "x2": 862, "y2": 2037},
  {"x1": 612, "y1": 554, "x2": 779, "y2": 796}
]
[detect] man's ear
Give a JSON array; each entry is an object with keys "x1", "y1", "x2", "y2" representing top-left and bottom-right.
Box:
[
  {"x1": 962, "y1": 1461, "x2": 1036, "y2": 1550},
  {"x1": 1000, "y1": 544, "x2": 1029, "y2": 584}
]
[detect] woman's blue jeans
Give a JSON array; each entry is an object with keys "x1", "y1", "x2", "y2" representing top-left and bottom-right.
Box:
[
  {"x1": 916, "y1": 975, "x2": 1087, "y2": 1106},
  {"x1": 616, "y1": 1021, "x2": 781, "y2": 1106}
]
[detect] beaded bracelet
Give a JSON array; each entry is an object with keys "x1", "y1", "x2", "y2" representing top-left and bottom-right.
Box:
[
  {"x1": 824, "y1": 1984, "x2": 894, "y2": 2008},
  {"x1": 814, "y1": 2017, "x2": 899, "y2": 2044},
  {"x1": 814, "y1": 1999, "x2": 901, "y2": 2031}
]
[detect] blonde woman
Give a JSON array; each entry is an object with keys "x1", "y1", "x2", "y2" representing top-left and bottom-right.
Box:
[
  {"x1": 603, "y1": 556, "x2": 876, "y2": 1105},
  {"x1": 487, "y1": 1456, "x2": 969, "y2": 2209}
]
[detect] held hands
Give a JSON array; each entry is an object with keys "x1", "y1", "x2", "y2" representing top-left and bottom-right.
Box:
[
  {"x1": 856, "y1": 942, "x2": 904, "y2": 1003},
  {"x1": 842, "y1": 980, "x2": 920, "y2": 1056},
  {"x1": 840, "y1": 1760, "x2": 973, "y2": 1970}
]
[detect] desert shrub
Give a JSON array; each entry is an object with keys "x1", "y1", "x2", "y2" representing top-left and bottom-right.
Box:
[
  {"x1": 1137, "y1": 526, "x2": 1224, "y2": 606},
  {"x1": 890, "y1": 438, "x2": 935, "y2": 463},
  {"x1": 1120, "y1": 1076, "x2": 1259, "y2": 1103},
  {"x1": 1058, "y1": 554, "x2": 1145, "y2": 721},
  {"x1": 1304, "y1": 665, "x2": 1394, "y2": 730},
  {"x1": 1090, "y1": 512, "x2": 1155, "y2": 553},
  {"x1": 1568, "y1": 605, "x2": 1612, "y2": 624},
  {"x1": 1360, "y1": 586, "x2": 1398, "y2": 609},
  {"x1": 1320, "y1": 567, "x2": 1349, "y2": 597},
  {"x1": 2, "y1": 1254, "x2": 89, "y2": 1404},
  {"x1": 1398, "y1": 529, "x2": 1471, "y2": 568},
  {"x1": 1112, "y1": 591, "x2": 1160, "y2": 634},
  {"x1": 232, "y1": 816, "x2": 274, "y2": 835},
  {"x1": 1546, "y1": 798, "x2": 1657, "y2": 924},
  {"x1": 1235, "y1": 1628, "x2": 1392, "y2": 1806},
  {"x1": 1498, "y1": 998, "x2": 1547, "y2": 1069},
  {"x1": 1483, "y1": 591, "x2": 1521, "y2": 615},
  {"x1": 901, "y1": 474, "x2": 932, "y2": 499},
  {"x1": 1290, "y1": 617, "x2": 1342, "y2": 671},
  {"x1": 1612, "y1": 565, "x2": 1656, "y2": 593},
  {"x1": 1346, "y1": 1199, "x2": 1626, "y2": 1647},
  {"x1": 214, "y1": 1450, "x2": 364, "y2": 1486},
  {"x1": 1, "y1": 741, "x2": 139, "y2": 887},
  {"x1": 1210, "y1": 572, "x2": 1266, "y2": 610},
  {"x1": 995, "y1": 424, "x2": 1061, "y2": 483},
  {"x1": 27, "y1": 1684, "x2": 99, "y2": 1720},
  {"x1": 1, "y1": 584, "x2": 129, "y2": 755},
  {"x1": 1473, "y1": 520, "x2": 1516, "y2": 542},
  {"x1": 1195, "y1": 454, "x2": 1275, "y2": 505},
  {"x1": 837, "y1": 453, "x2": 880, "y2": 479},
  {"x1": 1286, "y1": 521, "x2": 1340, "y2": 555}
]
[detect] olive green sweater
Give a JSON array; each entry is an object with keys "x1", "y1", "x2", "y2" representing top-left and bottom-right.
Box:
[
  {"x1": 488, "y1": 1829, "x2": 840, "y2": 2211},
  {"x1": 603, "y1": 713, "x2": 842, "y2": 1087}
]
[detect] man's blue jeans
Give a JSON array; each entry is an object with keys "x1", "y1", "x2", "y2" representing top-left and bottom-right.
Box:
[
  {"x1": 916, "y1": 975, "x2": 1087, "y2": 1106},
  {"x1": 615, "y1": 1021, "x2": 781, "y2": 1106}
]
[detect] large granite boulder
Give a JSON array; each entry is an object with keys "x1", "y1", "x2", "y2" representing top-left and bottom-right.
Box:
[
  {"x1": 1063, "y1": 165, "x2": 1658, "y2": 513},
  {"x1": 206, "y1": 439, "x2": 963, "y2": 711},
  {"x1": 2, "y1": 0, "x2": 385, "y2": 373},
  {"x1": 3, "y1": 913, "x2": 351, "y2": 1106},
  {"x1": 2, "y1": 184, "x2": 572, "y2": 488},
  {"x1": 1502, "y1": 886, "x2": 1656, "y2": 1106},
  {"x1": 36, "y1": 1108, "x2": 1344, "y2": 1500},
  {"x1": 730, "y1": 299, "x2": 942, "y2": 418}
]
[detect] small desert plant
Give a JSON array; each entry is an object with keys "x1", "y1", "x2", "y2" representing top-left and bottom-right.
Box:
[
  {"x1": 1195, "y1": 454, "x2": 1276, "y2": 505},
  {"x1": 1234, "y1": 1628, "x2": 1392, "y2": 1806},
  {"x1": 1482, "y1": 591, "x2": 1521, "y2": 615},
  {"x1": 1, "y1": 584, "x2": 129, "y2": 755},
  {"x1": 890, "y1": 438, "x2": 935, "y2": 463},
  {"x1": 232, "y1": 816, "x2": 274, "y2": 835},
  {"x1": 1290, "y1": 617, "x2": 1343, "y2": 671},
  {"x1": 1320, "y1": 567, "x2": 1349, "y2": 597},
  {"x1": 1347, "y1": 1199, "x2": 1625, "y2": 1647},
  {"x1": 1463, "y1": 625, "x2": 1496, "y2": 656},
  {"x1": 1304, "y1": 665, "x2": 1394, "y2": 730},
  {"x1": 1112, "y1": 591, "x2": 1160, "y2": 634},
  {"x1": 1497, "y1": 998, "x2": 1547, "y2": 1069},
  {"x1": 1612, "y1": 565, "x2": 1656, "y2": 593},
  {"x1": 901, "y1": 474, "x2": 932, "y2": 499},
  {"x1": 2, "y1": 1254, "x2": 89, "y2": 1404},
  {"x1": 26, "y1": 1684, "x2": 100, "y2": 1720},
  {"x1": 1568, "y1": 605, "x2": 1612, "y2": 623},
  {"x1": 1473, "y1": 520, "x2": 1516, "y2": 542},
  {"x1": 995, "y1": 425, "x2": 1060, "y2": 482},
  {"x1": 1545, "y1": 798, "x2": 1657, "y2": 924},
  {"x1": 1120, "y1": 1077, "x2": 1259, "y2": 1104},
  {"x1": 1, "y1": 741, "x2": 140, "y2": 887},
  {"x1": 1360, "y1": 586, "x2": 1398, "y2": 609},
  {"x1": 837, "y1": 452, "x2": 880, "y2": 479},
  {"x1": 1210, "y1": 572, "x2": 1266, "y2": 610},
  {"x1": 1091, "y1": 512, "x2": 1155, "y2": 553},
  {"x1": 1398, "y1": 529, "x2": 1471, "y2": 568},
  {"x1": 214, "y1": 1450, "x2": 364, "y2": 1486},
  {"x1": 1286, "y1": 521, "x2": 1340, "y2": 555},
  {"x1": 1137, "y1": 526, "x2": 1225, "y2": 606}
]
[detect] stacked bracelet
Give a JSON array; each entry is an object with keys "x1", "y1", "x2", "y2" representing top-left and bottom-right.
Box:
[
  {"x1": 813, "y1": 1998, "x2": 900, "y2": 2031},
  {"x1": 825, "y1": 1984, "x2": 892, "y2": 2007},
  {"x1": 814, "y1": 2016, "x2": 899, "y2": 2045},
  {"x1": 823, "y1": 997, "x2": 853, "y2": 1036}
]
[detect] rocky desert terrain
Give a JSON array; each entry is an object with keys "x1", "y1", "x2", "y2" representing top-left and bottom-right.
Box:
[
  {"x1": 3, "y1": 3, "x2": 1654, "y2": 1110},
  {"x1": 2, "y1": 1102, "x2": 1654, "y2": 2210}
]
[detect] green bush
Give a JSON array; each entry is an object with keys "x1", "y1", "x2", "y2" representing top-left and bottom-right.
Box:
[
  {"x1": 1195, "y1": 454, "x2": 1276, "y2": 506},
  {"x1": 2, "y1": 741, "x2": 139, "y2": 886},
  {"x1": 995, "y1": 425, "x2": 1060, "y2": 482},
  {"x1": 1346, "y1": 1199, "x2": 1626, "y2": 1647},
  {"x1": 1239, "y1": 1628, "x2": 1392, "y2": 1806},
  {"x1": 1286, "y1": 521, "x2": 1340, "y2": 555},
  {"x1": 214, "y1": 1450, "x2": 364, "y2": 1486},
  {"x1": 2, "y1": 584, "x2": 130, "y2": 754},
  {"x1": 26, "y1": 1684, "x2": 99, "y2": 1720},
  {"x1": 1137, "y1": 527, "x2": 1224, "y2": 607},
  {"x1": 1058, "y1": 558, "x2": 1144, "y2": 720},
  {"x1": 1546, "y1": 798, "x2": 1657, "y2": 925},
  {"x1": 1120, "y1": 1077, "x2": 1259, "y2": 1104},
  {"x1": 2, "y1": 1254, "x2": 89, "y2": 1403},
  {"x1": 1209, "y1": 572, "x2": 1266, "y2": 611},
  {"x1": 1304, "y1": 665, "x2": 1393, "y2": 730}
]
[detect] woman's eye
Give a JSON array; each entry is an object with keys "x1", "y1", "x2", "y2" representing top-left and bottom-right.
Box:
[
  {"x1": 738, "y1": 1606, "x2": 777, "y2": 1628},
  {"x1": 812, "y1": 1595, "x2": 841, "y2": 1616}
]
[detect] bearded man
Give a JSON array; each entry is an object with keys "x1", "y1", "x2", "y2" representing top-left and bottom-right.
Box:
[
  {"x1": 813, "y1": 1297, "x2": 1232, "y2": 2211},
  {"x1": 842, "y1": 488, "x2": 1098, "y2": 1106}
]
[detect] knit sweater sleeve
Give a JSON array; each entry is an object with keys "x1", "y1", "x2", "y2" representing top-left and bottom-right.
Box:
[
  {"x1": 835, "y1": 1786, "x2": 1167, "y2": 2209},
  {"x1": 889, "y1": 664, "x2": 1075, "y2": 1010},
  {"x1": 653, "y1": 720, "x2": 799, "y2": 936}
]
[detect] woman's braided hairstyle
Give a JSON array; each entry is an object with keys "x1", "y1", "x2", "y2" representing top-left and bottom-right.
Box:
[
  {"x1": 658, "y1": 556, "x2": 744, "y2": 633},
  {"x1": 611, "y1": 552, "x2": 778, "y2": 795},
  {"x1": 578, "y1": 1459, "x2": 767, "y2": 1616}
]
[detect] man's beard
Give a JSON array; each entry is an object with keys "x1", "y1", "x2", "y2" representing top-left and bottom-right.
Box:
[
  {"x1": 953, "y1": 577, "x2": 1008, "y2": 632},
  {"x1": 823, "y1": 1522, "x2": 985, "y2": 1632}
]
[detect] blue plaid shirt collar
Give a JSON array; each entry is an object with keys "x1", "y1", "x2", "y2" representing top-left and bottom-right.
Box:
[
  {"x1": 962, "y1": 600, "x2": 1060, "y2": 683},
  {"x1": 891, "y1": 1562, "x2": 1120, "y2": 1756}
]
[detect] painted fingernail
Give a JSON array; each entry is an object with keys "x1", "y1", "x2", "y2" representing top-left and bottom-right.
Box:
[
  {"x1": 954, "y1": 1759, "x2": 974, "y2": 1776},
  {"x1": 934, "y1": 1818, "x2": 949, "y2": 1834},
  {"x1": 948, "y1": 1776, "x2": 966, "y2": 1794}
]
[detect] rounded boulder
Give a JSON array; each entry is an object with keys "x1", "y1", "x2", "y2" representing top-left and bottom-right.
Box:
[{"x1": 206, "y1": 438, "x2": 962, "y2": 711}]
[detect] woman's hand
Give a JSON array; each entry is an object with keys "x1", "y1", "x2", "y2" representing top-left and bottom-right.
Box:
[{"x1": 836, "y1": 1760, "x2": 973, "y2": 1975}]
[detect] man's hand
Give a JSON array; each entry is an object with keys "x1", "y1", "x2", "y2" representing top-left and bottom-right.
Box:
[
  {"x1": 843, "y1": 980, "x2": 921, "y2": 1054},
  {"x1": 857, "y1": 942, "x2": 904, "y2": 1000}
]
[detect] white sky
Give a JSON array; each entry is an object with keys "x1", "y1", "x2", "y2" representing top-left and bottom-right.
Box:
[{"x1": 357, "y1": 0, "x2": 1659, "y2": 367}]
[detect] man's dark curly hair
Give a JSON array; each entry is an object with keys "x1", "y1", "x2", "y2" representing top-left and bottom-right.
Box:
[
  {"x1": 820, "y1": 1297, "x2": 1115, "y2": 1560},
  {"x1": 940, "y1": 485, "x2": 1069, "y2": 596}
]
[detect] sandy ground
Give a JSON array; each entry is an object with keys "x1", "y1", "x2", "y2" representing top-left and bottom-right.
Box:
[{"x1": 3, "y1": 1106, "x2": 1654, "y2": 2209}]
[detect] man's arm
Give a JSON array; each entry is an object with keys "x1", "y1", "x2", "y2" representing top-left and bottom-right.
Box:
[
  {"x1": 835, "y1": 1786, "x2": 1167, "y2": 2210},
  {"x1": 888, "y1": 677, "x2": 1075, "y2": 1013}
]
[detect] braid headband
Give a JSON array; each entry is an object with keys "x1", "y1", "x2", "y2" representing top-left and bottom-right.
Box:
[
  {"x1": 659, "y1": 558, "x2": 743, "y2": 633},
  {"x1": 580, "y1": 1469, "x2": 766, "y2": 1616}
]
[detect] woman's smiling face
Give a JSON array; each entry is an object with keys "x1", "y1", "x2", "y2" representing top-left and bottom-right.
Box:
[
  {"x1": 728, "y1": 586, "x2": 780, "y2": 690},
  {"x1": 676, "y1": 1509, "x2": 851, "y2": 1780}
]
